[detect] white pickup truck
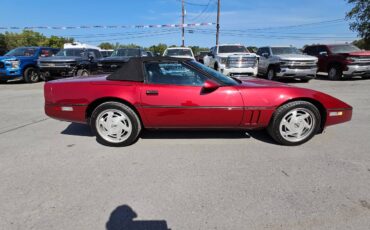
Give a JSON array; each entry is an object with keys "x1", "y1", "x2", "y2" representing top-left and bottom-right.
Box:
[{"x1": 203, "y1": 44, "x2": 258, "y2": 77}]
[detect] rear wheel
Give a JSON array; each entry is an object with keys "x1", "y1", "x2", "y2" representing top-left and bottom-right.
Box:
[
  {"x1": 267, "y1": 101, "x2": 321, "y2": 146},
  {"x1": 328, "y1": 65, "x2": 342, "y2": 80},
  {"x1": 91, "y1": 102, "x2": 142, "y2": 147},
  {"x1": 24, "y1": 67, "x2": 40, "y2": 83}
]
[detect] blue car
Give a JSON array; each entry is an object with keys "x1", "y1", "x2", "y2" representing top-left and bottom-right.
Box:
[{"x1": 0, "y1": 47, "x2": 59, "y2": 83}]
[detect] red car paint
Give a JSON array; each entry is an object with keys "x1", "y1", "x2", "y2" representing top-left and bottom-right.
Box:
[{"x1": 44, "y1": 74, "x2": 352, "y2": 131}]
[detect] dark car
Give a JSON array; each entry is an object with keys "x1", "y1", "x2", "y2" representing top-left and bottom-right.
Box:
[
  {"x1": 195, "y1": 51, "x2": 209, "y2": 64},
  {"x1": 303, "y1": 44, "x2": 370, "y2": 80},
  {"x1": 97, "y1": 48, "x2": 148, "y2": 73},
  {"x1": 38, "y1": 48, "x2": 102, "y2": 80}
]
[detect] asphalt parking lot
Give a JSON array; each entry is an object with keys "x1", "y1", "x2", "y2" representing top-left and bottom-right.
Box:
[{"x1": 0, "y1": 77, "x2": 370, "y2": 230}]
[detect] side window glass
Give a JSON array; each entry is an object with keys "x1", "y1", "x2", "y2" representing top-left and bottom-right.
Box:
[
  {"x1": 317, "y1": 46, "x2": 327, "y2": 54},
  {"x1": 257, "y1": 48, "x2": 262, "y2": 56},
  {"x1": 94, "y1": 50, "x2": 102, "y2": 58},
  {"x1": 40, "y1": 49, "x2": 52, "y2": 57},
  {"x1": 145, "y1": 62, "x2": 207, "y2": 86}
]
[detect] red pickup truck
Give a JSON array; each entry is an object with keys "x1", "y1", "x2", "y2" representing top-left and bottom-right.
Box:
[{"x1": 304, "y1": 44, "x2": 370, "y2": 80}]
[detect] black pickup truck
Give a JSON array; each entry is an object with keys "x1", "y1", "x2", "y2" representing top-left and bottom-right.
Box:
[
  {"x1": 97, "y1": 48, "x2": 149, "y2": 73},
  {"x1": 38, "y1": 48, "x2": 102, "y2": 80}
]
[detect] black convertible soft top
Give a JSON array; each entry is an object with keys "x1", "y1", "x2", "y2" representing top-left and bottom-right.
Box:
[{"x1": 106, "y1": 56, "x2": 192, "y2": 82}]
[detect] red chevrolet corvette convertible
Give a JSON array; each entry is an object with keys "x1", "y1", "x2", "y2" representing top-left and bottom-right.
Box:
[{"x1": 44, "y1": 57, "x2": 352, "y2": 146}]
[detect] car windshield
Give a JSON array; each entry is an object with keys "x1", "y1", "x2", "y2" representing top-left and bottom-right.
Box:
[
  {"x1": 55, "y1": 49, "x2": 86, "y2": 57},
  {"x1": 165, "y1": 49, "x2": 193, "y2": 57},
  {"x1": 271, "y1": 47, "x2": 302, "y2": 55},
  {"x1": 5, "y1": 47, "x2": 37, "y2": 57},
  {"x1": 219, "y1": 45, "x2": 248, "y2": 53},
  {"x1": 328, "y1": 45, "x2": 361, "y2": 53},
  {"x1": 111, "y1": 49, "x2": 141, "y2": 57},
  {"x1": 188, "y1": 60, "x2": 239, "y2": 86}
]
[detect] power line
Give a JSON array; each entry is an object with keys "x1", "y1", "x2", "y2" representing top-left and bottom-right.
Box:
[
  {"x1": 187, "y1": 29, "x2": 357, "y2": 40},
  {"x1": 175, "y1": 0, "x2": 210, "y2": 7},
  {"x1": 187, "y1": 0, "x2": 215, "y2": 22},
  {"x1": 81, "y1": 31, "x2": 179, "y2": 43}
]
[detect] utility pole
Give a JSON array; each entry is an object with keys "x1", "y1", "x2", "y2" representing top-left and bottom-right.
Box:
[
  {"x1": 182, "y1": 0, "x2": 185, "y2": 47},
  {"x1": 216, "y1": 0, "x2": 220, "y2": 46}
]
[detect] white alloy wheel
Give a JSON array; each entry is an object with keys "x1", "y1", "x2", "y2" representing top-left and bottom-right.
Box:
[
  {"x1": 279, "y1": 108, "x2": 315, "y2": 143},
  {"x1": 96, "y1": 109, "x2": 133, "y2": 143}
]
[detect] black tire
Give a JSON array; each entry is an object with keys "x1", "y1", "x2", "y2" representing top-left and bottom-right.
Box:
[
  {"x1": 267, "y1": 66, "x2": 276, "y2": 80},
  {"x1": 300, "y1": 78, "x2": 311, "y2": 83},
  {"x1": 328, "y1": 65, "x2": 342, "y2": 80},
  {"x1": 91, "y1": 102, "x2": 142, "y2": 147},
  {"x1": 267, "y1": 101, "x2": 321, "y2": 146},
  {"x1": 23, "y1": 67, "x2": 40, "y2": 83},
  {"x1": 76, "y1": 69, "x2": 89, "y2": 77},
  {"x1": 214, "y1": 63, "x2": 219, "y2": 71}
]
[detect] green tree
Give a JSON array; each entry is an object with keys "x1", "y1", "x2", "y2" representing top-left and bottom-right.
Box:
[
  {"x1": 1, "y1": 30, "x2": 73, "y2": 50},
  {"x1": 189, "y1": 46, "x2": 209, "y2": 55},
  {"x1": 98, "y1": 42, "x2": 115, "y2": 50},
  {"x1": 118, "y1": 43, "x2": 140, "y2": 49},
  {"x1": 346, "y1": 0, "x2": 370, "y2": 40},
  {"x1": 247, "y1": 46, "x2": 258, "y2": 53},
  {"x1": 352, "y1": 39, "x2": 370, "y2": 50},
  {"x1": 148, "y1": 43, "x2": 168, "y2": 55},
  {"x1": 0, "y1": 33, "x2": 6, "y2": 55},
  {"x1": 44, "y1": 35, "x2": 74, "y2": 48}
]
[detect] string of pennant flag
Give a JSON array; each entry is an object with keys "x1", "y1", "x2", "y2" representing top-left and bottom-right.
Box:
[{"x1": 0, "y1": 22, "x2": 215, "y2": 30}]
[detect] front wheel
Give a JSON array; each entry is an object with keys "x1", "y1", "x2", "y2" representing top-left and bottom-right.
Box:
[
  {"x1": 328, "y1": 66, "x2": 342, "y2": 80},
  {"x1": 91, "y1": 102, "x2": 142, "y2": 147},
  {"x1": 267, "y1": 101, "x2": 321, "y2": 146},
  {"x1": 267, "y1": 67, "x2": 276, "y2": 80},
  {"x1": 24, "y1": 67, "x2": 40, "y2": 83},
  {"x1": 76, "y1": 69, "x2": 90, "y2": 77}
]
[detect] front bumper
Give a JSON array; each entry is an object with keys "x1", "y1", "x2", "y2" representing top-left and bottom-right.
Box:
[
  {"x1": 0, "y1": 68, "x2": 22, "y2": 80},
  {"x1": 325, "y1": 107, "x2": 353, "y2": 127},
  {"x1": 40, "y1": 67, "x2": 75, "y2": 78},
  {"x1": 220, "y1": 66, "x2": 258, "y2": 77},
  {"x1": 343, "y1": 64, "x2": 370, "y2": 76},
  {"x1": 276, "y1": 67, "x2": 317, "y2": 78}
]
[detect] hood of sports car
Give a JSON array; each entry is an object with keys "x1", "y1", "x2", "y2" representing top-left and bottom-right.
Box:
[{"x1": 236, "y1": 77, "x2": 291, "y2": 88}]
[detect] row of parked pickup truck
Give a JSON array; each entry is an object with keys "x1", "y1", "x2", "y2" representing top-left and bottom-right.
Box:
[
  {"x1": 200, "y1": 43, "x2": 370, "y2": 82},
  {"x1": 0, "y1": 42, "x2": 369, "y2": 83}
]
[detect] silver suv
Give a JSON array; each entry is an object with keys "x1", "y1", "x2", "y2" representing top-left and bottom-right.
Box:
[{"x1": 257, "y1": 46, "x2": 318, "y2": 82}]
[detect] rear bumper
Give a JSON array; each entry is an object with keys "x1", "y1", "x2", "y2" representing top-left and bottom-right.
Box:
[
  {"x1": 45, "y1": 103, "x2": 88, "y2": 124},
  {"x1": 343, "y1": 64, "x2": 370, "y2": 76},
  {"x1": 276, "y1": 67, "x2": 317, "y2": 78}
]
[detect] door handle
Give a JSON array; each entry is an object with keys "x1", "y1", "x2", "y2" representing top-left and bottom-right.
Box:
[{"x1": 146, "y1": 90, "x2": 159, "y2": 95}]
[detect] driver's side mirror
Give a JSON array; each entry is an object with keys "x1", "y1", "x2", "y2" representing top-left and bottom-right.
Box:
[
  {"x1": 202, "y1": 79, "x2": 220, "y2": 93},
  {"x1": 319, "y1": 51, "x2": 328, "y2": 56}
]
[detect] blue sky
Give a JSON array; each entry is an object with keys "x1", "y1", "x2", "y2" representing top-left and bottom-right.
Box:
[{"x1": 0, "y1": 0, "x2": 359, "y2": 48}]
